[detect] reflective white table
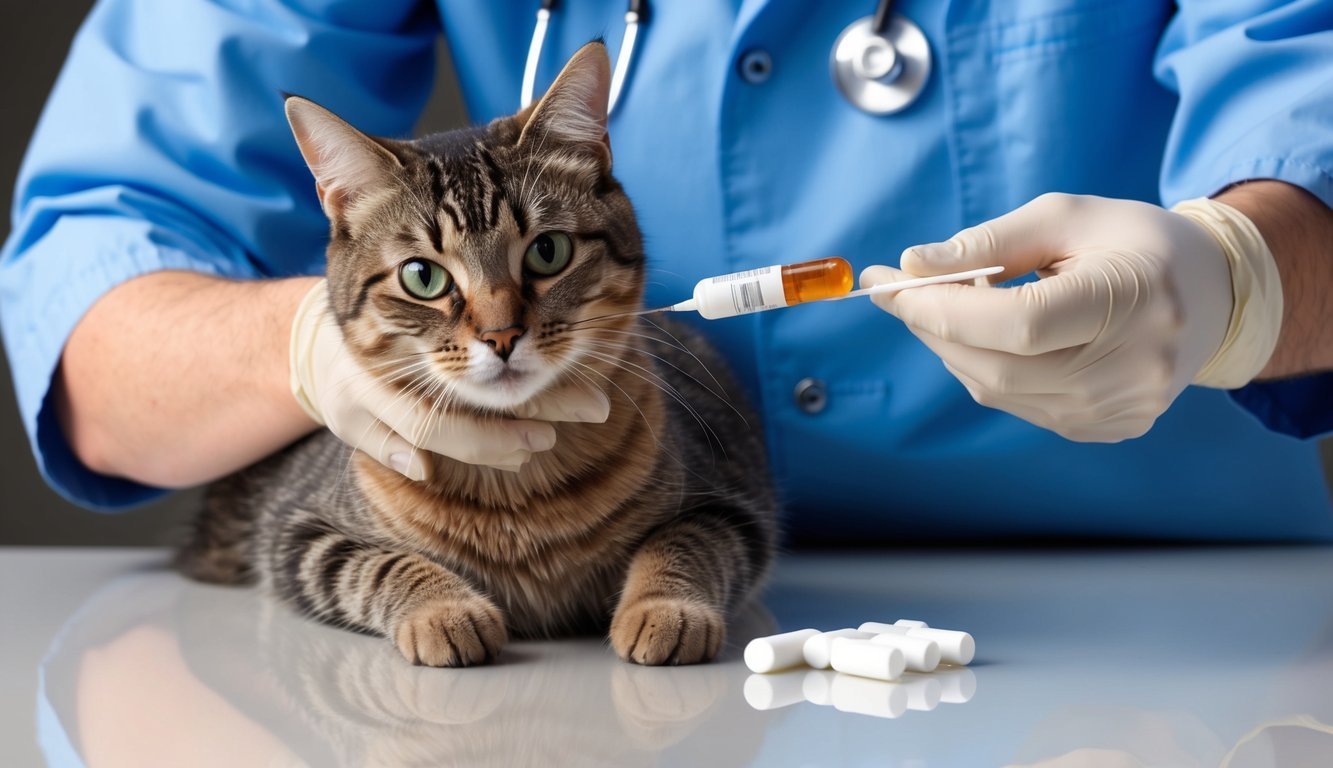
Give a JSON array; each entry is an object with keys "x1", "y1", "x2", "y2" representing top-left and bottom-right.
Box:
[{"x1": 4, "y1": 546, "x2": 1333, "y2": 767}]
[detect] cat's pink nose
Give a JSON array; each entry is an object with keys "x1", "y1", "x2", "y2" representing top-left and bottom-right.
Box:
[{"x1": 479, "y1": 325, "x2": 525, "y2": 362}]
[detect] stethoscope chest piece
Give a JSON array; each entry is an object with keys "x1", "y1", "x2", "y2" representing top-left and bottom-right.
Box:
[{"x1": 831, "y1": 14, "x2": 931, "y2": 115}]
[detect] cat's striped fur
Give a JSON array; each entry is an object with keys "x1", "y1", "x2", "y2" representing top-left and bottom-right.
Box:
[{"x1": 177, "y1": 43, "x2": 777, "y2": 667}]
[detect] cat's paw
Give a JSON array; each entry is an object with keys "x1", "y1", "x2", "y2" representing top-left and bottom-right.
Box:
[
  {"x1": 393, "y1": 596, "x2": 507, "y2": 667},
  {"x1": 610, "y1": 597, "x2": 724, "y2": 666}
]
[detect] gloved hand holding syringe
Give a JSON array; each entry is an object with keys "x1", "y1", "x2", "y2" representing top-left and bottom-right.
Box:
[{"x1": 617, "y1": 257, "x2": 1003, "y2": 320}]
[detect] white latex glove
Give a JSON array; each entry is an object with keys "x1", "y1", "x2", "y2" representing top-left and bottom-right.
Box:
[
  {"x1": 289, "y1": 280, "x2": 610, "y2": 479},
  {"x1": 862, "y1": 193, "x2": 1283, "y2": 442}
]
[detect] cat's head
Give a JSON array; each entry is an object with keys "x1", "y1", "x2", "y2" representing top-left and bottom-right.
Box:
[{"x1": 285, "y1": 42, "x2": 642, "y2": 411}]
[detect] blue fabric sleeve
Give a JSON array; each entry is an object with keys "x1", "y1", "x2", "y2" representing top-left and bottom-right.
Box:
[
  {"x1": 1154, "y1": 0, "x2": 1333, "y2": 439},
  {"x1": 0, "y1": 0, "x2": 439, "y2": 510}
]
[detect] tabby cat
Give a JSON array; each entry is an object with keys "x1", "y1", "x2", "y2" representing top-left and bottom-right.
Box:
[{"x1": 177, "y1": 42, "x2": 777, "y2": 667}]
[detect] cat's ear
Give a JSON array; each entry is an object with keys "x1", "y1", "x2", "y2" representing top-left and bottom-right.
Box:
[
  {"x1": 518, "y1": 41, "x2": 612, "y2": 168},
  {"x1": 285, "y1": 96, "x2": 402, "y2": 220}
]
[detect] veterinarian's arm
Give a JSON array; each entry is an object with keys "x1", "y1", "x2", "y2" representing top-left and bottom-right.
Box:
[
  {"x1": 55, "y1": 272, "x2": 319, "y2": 489},
  {"x1": 0, "y1": 0, "x2": 438, "y2": 508}
]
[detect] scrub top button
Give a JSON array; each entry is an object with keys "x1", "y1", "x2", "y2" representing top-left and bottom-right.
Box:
[
  {"x1": 794, "y1": 378, "x2": 827, "y2": 414},
  {"x1": 738, "y1": 49, "x2": 773, "y2": 84}
]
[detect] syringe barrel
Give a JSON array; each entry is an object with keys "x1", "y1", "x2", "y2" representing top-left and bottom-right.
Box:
[
  {"x1": 781, "y1": 257, "x2": 854, "y2": 304},
  {"x1": 687, "y1": 257, "x2": 854, "y2": 319}
]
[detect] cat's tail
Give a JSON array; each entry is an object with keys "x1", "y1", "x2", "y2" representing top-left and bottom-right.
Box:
[{"x1": 175, "y1": 482, "x2": 258, "y2": 585}]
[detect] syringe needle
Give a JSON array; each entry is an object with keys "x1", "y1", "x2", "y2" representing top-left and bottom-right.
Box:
[{"x1": 566, "y1": 306, "x2": 672, "y2": 326}]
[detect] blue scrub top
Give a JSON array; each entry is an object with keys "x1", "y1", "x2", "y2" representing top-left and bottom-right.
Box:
[{"x1": 4, "y1": 0, "x2": 1333, "y2": 538}]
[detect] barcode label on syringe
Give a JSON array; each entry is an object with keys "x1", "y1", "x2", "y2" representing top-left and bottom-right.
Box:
[
  {"x1": 731, "y1": 281, "x2": 767, "y2": 313},
  {"x1": 711, "y1": 266, "x2": 776, "y2": 283},
  {"x1": 708, "y1": 266, "x2": 787, "y2": 315}
]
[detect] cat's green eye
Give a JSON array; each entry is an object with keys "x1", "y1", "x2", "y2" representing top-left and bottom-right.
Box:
[
  {"x1": 398, "y1": 259, "x2": 453, "y2": 300},
  {"x1": 524, "y1": 232, "x2": 573, "y2": 277}
]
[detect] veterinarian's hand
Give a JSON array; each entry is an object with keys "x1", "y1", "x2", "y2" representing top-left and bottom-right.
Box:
[
  {"x1": 862, "y1": 193, "x2": 1282, "y2": 442},
  {"x1": 290, "y1": 281, "x2": 610, "y2": 480}
]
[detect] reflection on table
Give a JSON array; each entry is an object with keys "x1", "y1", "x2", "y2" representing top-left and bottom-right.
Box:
[
  {"x1": 40, "y1": 573, "x2": 777, "y2": 767},
  {"x1": 745, "y1": 665, "x2": 975, "y2": 719},
  {"x1": 27, "y1": 548, "x2": 1333, "y2": 767}
]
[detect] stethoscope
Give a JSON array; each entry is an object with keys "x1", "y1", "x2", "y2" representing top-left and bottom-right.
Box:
[
  {"x1": 521, "y1": 0, "x2": 931, "y2": 117},
  {"x1": 521, "y1": 0, "x2": 649, "y2": 114}
]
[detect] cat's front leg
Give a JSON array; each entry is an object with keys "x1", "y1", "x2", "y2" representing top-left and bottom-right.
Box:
[
  {"x1": 269, "y1": 518, "x2": 506, "y2": 667},
  {"x1": 610, "y1": 506, "x2": 769, "y2": 665}
]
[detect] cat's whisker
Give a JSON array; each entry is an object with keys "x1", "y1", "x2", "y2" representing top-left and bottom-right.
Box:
[
  {"x1": 566, "y1": 358, "x2": 709, "y2": 491},
  {"x1": 575, "y1": 330, "x2": 747, "y2": 426},
  {"x1": 369, "y1": 365, "x2": 446, "y2": 432},
  {"x1": 577, "y1": 336, "x2": 727, "y2": 405},
  {"x1": 395, "y1": 370, "x2": 464, "y2": 484},
  {"x1": 324, "y1": 353, "x2": 439, "y2": 401},
  {"x1": 564, "y1": 319, "x2": 743, "y2": 425},
  {"x1": 578, "y1": 349, "x2": 726, "y2": 462},
  {"x1": 406, "y1": 378, "x2": 450, "y2": 477},
  {"x1": 564, "y1": 308, "x2": 667, "y2": 326},
  {"x1": 564, "y1": 356, "x2": 700, "y2": 493},
  {"x1": 575, "y1": 317, "x2": 741, "y2": 408},
  {"x1": 333, "y1": 356, "x2": 443, "y2": 486},
  {"x1": 566, "y1": 359, "x2": 662, "y2": 453},
  {"x1": 333, "y1": 366, "x2": 442, "y2": 488},
  {"x1": 566, "y1": 322, "x2": 690, "y2": 351},
  {"x1": 637, "y1": 315, "x2": 739, "y2": 420},
  {"x1": 398, "y1": 369, "x2": 456, "y2": 452},
  {"x1": 576, "y1": 347, "x2": 728, "y2": 464}
]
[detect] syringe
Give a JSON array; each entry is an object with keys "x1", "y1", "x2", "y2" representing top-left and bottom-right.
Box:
[
  {"x1": 648, "y1": 258, "x2": 1002, "y2": 320},
  {"x1": 667, "y1": 257, "x2": 856, "y2": 319}
]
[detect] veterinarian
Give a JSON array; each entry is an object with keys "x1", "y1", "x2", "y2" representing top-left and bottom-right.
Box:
[{"x1": 3, "y1": 1, "x2": 1332, "y2": 539}]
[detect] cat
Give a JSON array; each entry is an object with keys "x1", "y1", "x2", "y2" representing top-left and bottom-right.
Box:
[{"x1": 176, "y1": 42, "x2": 777, "y2": 667}]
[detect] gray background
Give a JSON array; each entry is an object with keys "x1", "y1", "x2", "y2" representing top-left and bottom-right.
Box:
[
  {"x1": 0, "y1": 1, "x2": 469, "y2": 545},
  {"x1": 2, "y1": 3, "x2": 1330, "y2": 546}
]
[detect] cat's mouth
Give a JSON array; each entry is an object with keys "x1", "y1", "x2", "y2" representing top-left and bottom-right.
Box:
[
  {"x1": 485, "y1": 368, "x2": 526, "y2": 385},
  {"x1": 451, "y1": 351, "x2": 563, "y2": 412}
]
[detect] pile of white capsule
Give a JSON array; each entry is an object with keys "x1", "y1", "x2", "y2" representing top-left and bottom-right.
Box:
[{"x1": 742, "y1": 619, "x2": 977, "y2": 719}]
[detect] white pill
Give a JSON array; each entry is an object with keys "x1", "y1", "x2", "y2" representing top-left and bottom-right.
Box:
[
  {"x1": 859, "y1": 622, "x2": 975, "y2": 666},
  {"x1": 802, "y1": 669, "x2": 838, "y2": 706},
  {"x1": 899, "y1": 674, "x2": 942, "y2": 712},
  {"x1": 743, "y1": 670, "x2": 807, "y2": 710},
  {"x1": 830, "y1": 673, "x2": 908, "y2": 719},
  {"x1": 744, "y1": 628, "x2": 821, "y2": 673},
  {"x1": 869, "y1": 633, "x2": 940, "y2": 673},
  {"x1": 802, "y1": 629, "x2": 874, "y2": 669},
  {"x1": 894, "y1": 618, "x2": 929, "y2": 629},
  {"x1": 936, "y1": 667, "x2": 978, "y2": 704},
  {"x1": 829, "y1": 637, "x2": 905, "y2": 681},
  {"x1": 910, "y1": 628, "x2": 974, "y2": 666}
]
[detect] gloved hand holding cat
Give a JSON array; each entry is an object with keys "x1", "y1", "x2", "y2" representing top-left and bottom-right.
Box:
[{"x1": 290, "y1": 280, "x2": 610, "y2": 480}]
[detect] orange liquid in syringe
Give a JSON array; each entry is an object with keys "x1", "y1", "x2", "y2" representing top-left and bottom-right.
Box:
[{"x1": 779, "y1": 257, "x2": 855, "y2": 304}]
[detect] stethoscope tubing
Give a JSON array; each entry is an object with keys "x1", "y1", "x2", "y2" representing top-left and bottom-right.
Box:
[
  {"x1": 522, "y1": 0, "x2": 929, "y2": 117},
  {"x1": 522, "y1": 0, "x2": 646, "y2": 115}
]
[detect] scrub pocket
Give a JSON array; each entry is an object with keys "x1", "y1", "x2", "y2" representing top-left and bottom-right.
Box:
[{"x1": 940, "y1": 0, "x2": 1178, "y2": 226}]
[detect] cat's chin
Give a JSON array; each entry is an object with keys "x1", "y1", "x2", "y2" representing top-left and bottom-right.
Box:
[{"x1": 452, "y1": 368, "x2": 557, "y2": 413}]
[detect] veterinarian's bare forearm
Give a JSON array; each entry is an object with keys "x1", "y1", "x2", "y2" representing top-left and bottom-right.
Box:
[
  {"x1": 55, "y1": 271, "x2": 321, "y2": 488},
  {"x1": 1216, "y1": 180, "x2": 1333, "y2": 380}
]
